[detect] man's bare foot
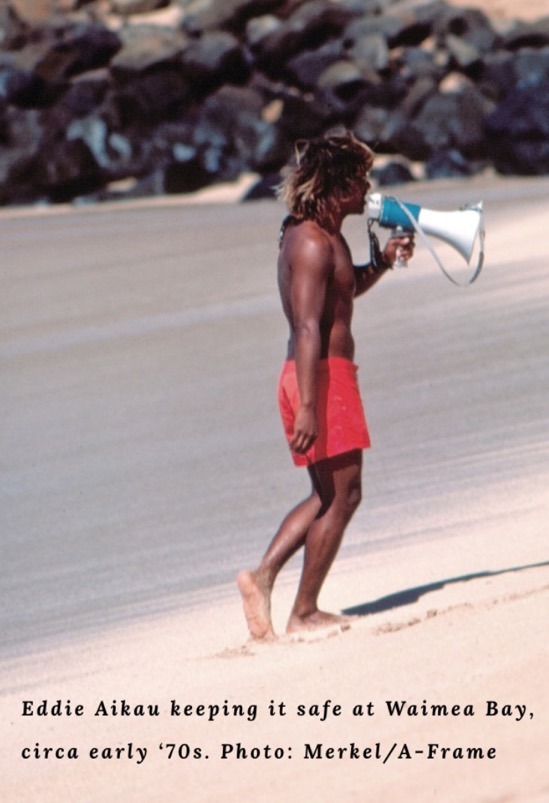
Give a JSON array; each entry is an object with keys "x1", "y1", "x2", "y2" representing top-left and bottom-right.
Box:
[
  {"x1": 236, "y1": 570, "x2": 275, "y2": 640},
  {"x1": 286, "y1": 609, "x2": 354, "y2": 634}
]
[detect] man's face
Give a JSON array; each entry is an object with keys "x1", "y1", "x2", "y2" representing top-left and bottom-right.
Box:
[{"x1": 346, "y1": 173, "x2": 371, "y2": 215}]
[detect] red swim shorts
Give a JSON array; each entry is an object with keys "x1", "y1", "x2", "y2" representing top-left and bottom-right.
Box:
[{"x1": 278, "y1": 357, "x2": 371, "y2": 467}]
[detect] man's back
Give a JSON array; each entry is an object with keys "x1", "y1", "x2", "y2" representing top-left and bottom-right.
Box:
[{"x1": 277, "y1": 217, "x2": 356, "y2": 361}]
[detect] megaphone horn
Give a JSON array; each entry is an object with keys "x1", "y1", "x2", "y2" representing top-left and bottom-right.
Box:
[{"x1": 367, "y1": 193, "x2": 485, "y2": 284}]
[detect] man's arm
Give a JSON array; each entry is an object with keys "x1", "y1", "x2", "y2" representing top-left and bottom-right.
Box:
[
  {"x1": 354, "y1": 234, "x2": 415, "y2": 297},
  {"x1": 287, "y1": 228, "x2": 332, "y2": 455}
]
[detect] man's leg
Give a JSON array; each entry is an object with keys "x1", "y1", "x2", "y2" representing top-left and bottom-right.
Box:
[
  {"x1": 237, "y1": 485, "x2": 322, "y2": 639},
  {"x1": 286, "y1": 449, "x2": 362, "y2": 633}
]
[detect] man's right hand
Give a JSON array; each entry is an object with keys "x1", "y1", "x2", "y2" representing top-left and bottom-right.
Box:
[{"x1": 290, "y1": 405, "x2": 318, "y2": 455}]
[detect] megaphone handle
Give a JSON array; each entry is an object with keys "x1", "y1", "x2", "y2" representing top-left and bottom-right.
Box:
[{"x1": 389, "y1": 226, "x2": 409, "y2": 268}]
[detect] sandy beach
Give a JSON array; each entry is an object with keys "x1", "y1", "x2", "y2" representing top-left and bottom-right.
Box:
[
  {"x1": 448, "y1": 0, "x2": 548, "y2": 20},
  {"x1": 2, "y1": 162, "x2": 548, "y2": 802}
]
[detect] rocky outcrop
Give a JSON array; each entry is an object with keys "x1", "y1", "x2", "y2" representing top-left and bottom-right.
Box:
[{"x1": 0, "y1": 0, "x2": 548, "y2": 205}]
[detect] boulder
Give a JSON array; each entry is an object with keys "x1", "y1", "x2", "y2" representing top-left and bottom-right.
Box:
[
  {"x1": 373, "y1": 159, "x2": 415, "y2": 186},
  {"x1": 109, "y1": 67, "x2": 191, "y2": 125},
  {"x1": 433, "y1": 7, "x2": 498, "y2": 54},
  {"x1": 0, "y1": 106, "x2": 43, "y2": 203},
  {"x1": 255, "y1": 0, "x2": 360, "y2": 73},
  {"x1": 56, "y1": 70, "x2": 110, "y2": 118},
  {"x1": 353, "y1": 103, "x2": 392, "y2": 147},
  {"x1": 180, "y1": 31, "x2": 250, "y2": 93},
  {"x1": 486, "y1": 79, "x2": 549, "y2": 175},
  {"x1": 242, "y1": 170, "x2": 281, "y2": 200},
  {"x1": 479, "y1": 47, "x2": 549, "y2": 100},
  {"x1": 286, "y1": 40, "x2": 345, "y2": 89},
  {"x1": 0, "y1": 65, "x2": 52, "y2": 108},
  {"x1": 500, "y1": 17, "x2": 549, "y2": 50},
  {"x1": 5, "y1": 24, "x2": 121, "y2": 84},
  {"x1": 181, "y1": 0, "x2": 286, "y2": 35},
  {"x1": 256, "y1": 78, "x2": 329, "y2": 139},
  {"x1": 245, "y1": 14, "x2": 281, "y2": 52},
  {"x1": 425, "y1": 148, "x2": 487, "y2": 179},
  {"x1": 393, "y1": 83, "x2": 488, "y2": 161},
  {"x1": 192, "y1": 84, "x2": 287, "y2": 179},
  {"x1": 39, "y1": 137, "x2": 103, "y2": 201},
  {"x1": 109, "y1": 25, "x2": 186, "y2": 79},
  {"x1": 314, "y1": 60, "x2": 370, "y2": 118},
  {"x1": 347, "y1": 32, "x2": 389, "y2": 73}
]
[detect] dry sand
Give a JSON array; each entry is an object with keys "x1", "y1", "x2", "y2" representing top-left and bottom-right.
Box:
[
  {"x1": 447, "y1": 0, "x2": 549, "y2": 21},
  {"x1": 1, "y1": 170, "x2": 548, "y2": 802}
]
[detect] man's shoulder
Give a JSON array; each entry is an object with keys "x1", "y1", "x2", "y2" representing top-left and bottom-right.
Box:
[
  {"x1": 282, "y1": 218, "x2": 333, "y2": 253},
  {"x1": 280, "y1": 219, "x2": 335, "y2": 282}
]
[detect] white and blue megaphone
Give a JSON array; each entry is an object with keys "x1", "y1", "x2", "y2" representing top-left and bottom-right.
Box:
[{"x1": 367, "y1": 192, "x2": 485, "y2": 285}]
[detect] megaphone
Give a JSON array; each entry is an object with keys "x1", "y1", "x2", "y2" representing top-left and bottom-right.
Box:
[{"x1": 367, "y1": 192, "x2": 485, "y2": 284}]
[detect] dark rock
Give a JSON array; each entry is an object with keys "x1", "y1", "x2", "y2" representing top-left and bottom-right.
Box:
[
  {"x1": 66, "y1": 115, "x2": 133, "y2": 175},
  {"x1": 478, "y1": 47, "x2": 549, "y2": 100},
  {"x1": 347, "y1": 32, "x2": 389, "y2": 72},
  {"x1": 28, "y1": 135, "x2": 103, "y2": 202},
  {"x1": 242, "y1": 171, "x2": 281, "y2": 200},
  {"x1": 0, "y1": 106, "x2": 43, "y2": 202},
  {"x1": 110, "y1": 67, "x2": 190, "y2": 126},
  {"x1": 6, "y1": 24, "x2": 121, "y2": 84},
  {"x1": 314, "y1": 59, "x2": 370, "y2": 118},
  {"x1": 257, "y1": 79, "x2": 329, "y2": 139},
  {"x1": 192, "y1": 85, "x2": 287, "y2": 179},
  {"x1": 486, "y1": 79, "x2": 549, "y2": 174},
  {"x1": 182, "y1": 0, "x2": 286, "y2": 35},
  {"x1": 353, "y1": 103, "x2": 393, "y2": 147},
  {"x1": 425, "y1": 148, "x2": 486, "y2": 179},
  {"x1": 245, "y1": 14, "x2": 282, "y2": 52},
  {"x1": 372, "y1": 159, "x2": 415, "y2": 185},
  {"x1": 362, "y1": 68, "x2": 411, "y2": 109},
  {"x1": 163, "y1": 157, "x2": 212, "y2": 194},
  {"x1": 396, "y1": 83, "x2": 488, "y2": 160},
  {"x1": 445, "y1": 32, "x2": 482, "y2": 70},
  {"x1": 49, "y1": 24, "x2": 122, "y2": 79},
  {"x1": 500, "y1": 17, "x2": 549, "y2": 50},
  {"x1": 56, "y1": 71, "x2": 110, "y2": 118},
  {"x1": 397, "y1": 45, "x2": 445, "y2": 81},
  {"x1": 344, "y1": 0, "x2": 445, "y2": 50},
  {"x1": 180, "y1": 31, "x2": 250, "y2": 93},
  {"x1": 343, "y1": 15, "x2": 408, "y2": 50},
  {"x1": 286, "y1": 40, "x2": 345, "y2": 89},
  {"x1": 500, "y1": 139, "x2": 549, "y2": 176},
  {"x1": 256, "y1": 0, "x2": 361, "y2": 74},
  {"x1": 109, "y1": 26, "x2": 186, "y2": 79},
  {"x1": 0, "y1": 65, "x2": 51, "y2": 108},
  {"x1": 513, "y1": 46, "x2": 549, "y2": 86},
  {"x1": 434, "y1": 7, "x2": 498, "y2": 54},
  {"x1": 398, "y1": 75, "x2": 438, "y2": 117}
]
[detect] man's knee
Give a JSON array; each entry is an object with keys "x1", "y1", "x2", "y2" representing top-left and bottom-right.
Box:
[
  {"x1": 313, "y1": 450, "x2": 363, "y2": 518},
  {"x1": 330, "y1": 475, "x2": 361, "y2": 522},
  {"x1": 344, "y1": 482, "x2": 362, "y2": 517}
]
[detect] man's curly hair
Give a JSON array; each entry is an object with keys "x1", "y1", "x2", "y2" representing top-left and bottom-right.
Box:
[{"x1": 277, "y1": 132, "x2": 374, "y2": 226}]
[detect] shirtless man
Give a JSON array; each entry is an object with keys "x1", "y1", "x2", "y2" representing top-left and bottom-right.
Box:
[{"x1": 237, "y1": 133, "x2": 414, "y2": 639}]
